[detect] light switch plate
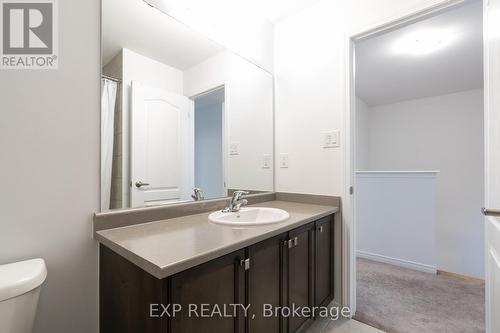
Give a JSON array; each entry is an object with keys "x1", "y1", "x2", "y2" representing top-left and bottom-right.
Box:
[
  {"x1": 230, "y1": 142, "x2": 240, "y2": 155},
  {"x1": 323, "y1": 130, "x2": 340, "y2": 148},
  {"x1": 279, "y1": 153, "x2": 289, "y2": 168},
  {"x1": 262, "y1": 154, "x2": 271, "y2": 169}
]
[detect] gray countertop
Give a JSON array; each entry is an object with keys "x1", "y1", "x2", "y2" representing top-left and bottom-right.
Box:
[{"x1": 95, "y1": 200, "x2": 338, "y2": 279}]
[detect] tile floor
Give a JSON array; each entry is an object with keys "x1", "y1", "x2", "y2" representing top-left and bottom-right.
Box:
[
  {"x1": 304, "y1": 303, "x2": 384, "y2": 333},
  {"x1": 307, "y1": 317, "x2": 384, "y2": 333},
  {"x1": 307, "y1": 319, "x2": 383, "y2": 333}
]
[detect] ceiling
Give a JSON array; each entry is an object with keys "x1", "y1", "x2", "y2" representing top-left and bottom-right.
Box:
[
  {"x1": 169, "y1": 0, "x2": 323, "y2": 23},
  {"x1": 355, "y1": 1, "x2": 483, "y2": 106},
  {"x1": 252, "y1": 0, "x2": 323, "y2": 23},
  {"x1": 102, "y1": 0, "x2": 224, "y2": 69}
]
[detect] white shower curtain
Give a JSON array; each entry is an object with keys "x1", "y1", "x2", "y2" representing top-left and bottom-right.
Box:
[{"x1": 101, "y1": 78, "x2": 118, "y2": 211}]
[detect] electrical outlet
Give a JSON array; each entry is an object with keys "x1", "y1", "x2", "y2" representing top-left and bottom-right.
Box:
[
  {"x1": 279, "y1": 153, "x2": 289, "y2": 168},
  {"x1": 323, "y1": 130, "x2": 340, "y2": 148},
  {"x1": 262, "y1": 154, "x2": 271, "y2": 169},
  {"x1": 230, "y1": 142, "x2": 240, "y2": 155}
]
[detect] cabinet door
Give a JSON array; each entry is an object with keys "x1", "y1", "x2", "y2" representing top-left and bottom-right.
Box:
[
  {"x1": 247, "y1": 234, "x2": 286, "y2": 333},
  {"x1": 288, "y1": 223, "x2": 314, "y2": 333},
  {"x1": 315, "y1": 216, "x2": 333, "y2": 307},
  {"x1": 170, "y1": 250, "x2": 245, "y2": 333}
]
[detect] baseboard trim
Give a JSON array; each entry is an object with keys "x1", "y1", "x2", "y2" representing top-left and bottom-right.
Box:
[
  {"x1": 437, "y1": 270, "x2": 485, "y2": 284},
  {"x1": 357, "y1": 251, "x2": 437, "y2": 274}
]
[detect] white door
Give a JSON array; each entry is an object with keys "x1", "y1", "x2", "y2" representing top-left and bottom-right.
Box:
[
  {"x1": 484, "y1": 0, "x2": 500, "y2": 332},
  {"x1": 131, "y1": 81, "x2": 194, "y2": 207}
]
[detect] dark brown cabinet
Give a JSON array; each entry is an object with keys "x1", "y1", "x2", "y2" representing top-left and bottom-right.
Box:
[
  {"x1": 170, "y1": 250, "x2": 245, "y2": 333},
  {"x1": 100, "y1": 214, "x2": 335, "y2": 333},
  {"x1": 315, "y1": 216, "x2": 333, "y2": 307},
  {"x1": 287, "y1": 223, "x2": 314, "y2": 333},
  {"x1": 99, "y1": 245, "x2": 167, "y2": 333},
  {"x1": 246, "y1": 234, "x2": 287, "y2": 333}
]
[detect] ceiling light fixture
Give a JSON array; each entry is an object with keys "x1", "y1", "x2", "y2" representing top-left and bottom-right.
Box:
[{"x1": 392, "y1": 29, "x2": 458, "y2": 56}]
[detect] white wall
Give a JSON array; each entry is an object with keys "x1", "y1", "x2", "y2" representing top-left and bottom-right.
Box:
[
  {"x1": 184, "y1": 51, "x2": 274, "y2": 192},
  {"x1": 0, "y1": 1, "x2": 100, "y2": 332},
  {"x1": 359, "y1": 89, "x2": 484, "y2": 278},
  {"x1": 120, "y1": 48, "x2": 184, "y2": 206},
  {"x1": 355, "y1": 97, "x2": 370, "y2": 171},
  {"x1": 122, "y1": 48, "x2": 184, "y2": 94},
  {"x1": 274, "y1": 0, "x2": 453, "y2": 195},
  {"x1": 357, "y1": 172, "x2": 438, "y2": 273}
]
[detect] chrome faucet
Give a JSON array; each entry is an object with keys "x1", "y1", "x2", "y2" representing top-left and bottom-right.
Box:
[
  {"x1": 222, "y1": 190, "x2": 249, "y2": 213},
  {"x1": 191, "y1": 187, "x2": 205, "y2": 201}
]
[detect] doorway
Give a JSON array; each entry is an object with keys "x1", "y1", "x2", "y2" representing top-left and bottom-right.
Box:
[
  {"x1": 192, "y1": 87, "x2": 226, "y2": 199},
  {"x1": 350, "y1": 1, "x2": 485, "y2": 331}
]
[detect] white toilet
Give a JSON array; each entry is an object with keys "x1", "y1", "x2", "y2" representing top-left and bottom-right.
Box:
[{"x1": 0, "y1": 259, "x2": 47, "y2": 333}]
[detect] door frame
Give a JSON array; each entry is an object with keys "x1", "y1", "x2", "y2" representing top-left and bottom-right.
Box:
[
  {"x1": 343, "y1": 0, "x2": 468, "y2": 314},
  {"x1": 190, "y1": 85, "x2": 228, "y2": 195}
]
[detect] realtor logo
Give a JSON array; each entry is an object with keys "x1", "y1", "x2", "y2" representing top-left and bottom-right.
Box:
[{"x1": 1, "y1": 0, "x2": 58, "y2": 69}]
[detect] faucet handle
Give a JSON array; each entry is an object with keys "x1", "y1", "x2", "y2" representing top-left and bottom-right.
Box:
[
  {"x1": 232, "y1": 190, "x2": 249, "y2": 200},
  {"x1": 192, "y1": 187, "x2": 204, "y2": 201},
  {"x1": 222, "y1": 191, "x2": 250, "y2": 213}
]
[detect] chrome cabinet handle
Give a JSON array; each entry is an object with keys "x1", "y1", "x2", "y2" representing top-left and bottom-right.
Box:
[
  {"x1": 240, "y1": 258, "x2": 250, "y2": 270},
  {"x1": 284, "y1": 237, "x2": 299, "y2": 248},
  {"x1": 135, "y1": 181, "x2": 150, "y2": 188},
  {"x1": 318, "y1": 226, "x2": 324, "y2": 233}
]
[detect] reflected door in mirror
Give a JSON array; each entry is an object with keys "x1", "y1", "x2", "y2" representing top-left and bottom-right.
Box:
[{"x1": 131, "y1": 81, "x2": 194, "y2": 207}]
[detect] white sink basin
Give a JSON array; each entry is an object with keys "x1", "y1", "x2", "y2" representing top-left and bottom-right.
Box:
[{"x1": 209, "y1": 207, "x2": 290, "y2": 226}]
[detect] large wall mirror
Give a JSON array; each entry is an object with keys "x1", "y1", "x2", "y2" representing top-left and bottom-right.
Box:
[{"x1": 101, "y1": 0, "x2": 274, "y2": 211}]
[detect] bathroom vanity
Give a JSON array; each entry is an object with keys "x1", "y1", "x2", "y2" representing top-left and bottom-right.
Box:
[
  {"x1": 98, "y1": 3, "x2": 342, "y2": 332},
  {"x1": 94, "y1": 193, "x2": 340, "y2": 333}
]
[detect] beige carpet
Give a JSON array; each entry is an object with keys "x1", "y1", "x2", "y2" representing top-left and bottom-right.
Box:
[{"x1": 355, "y1": 258, "x2": 485, "y2": 333}]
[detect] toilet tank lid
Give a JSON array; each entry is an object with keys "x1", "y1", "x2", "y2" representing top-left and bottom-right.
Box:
[{"x1": 0, "y1": 259, "x2": 47, "y2": 302}]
